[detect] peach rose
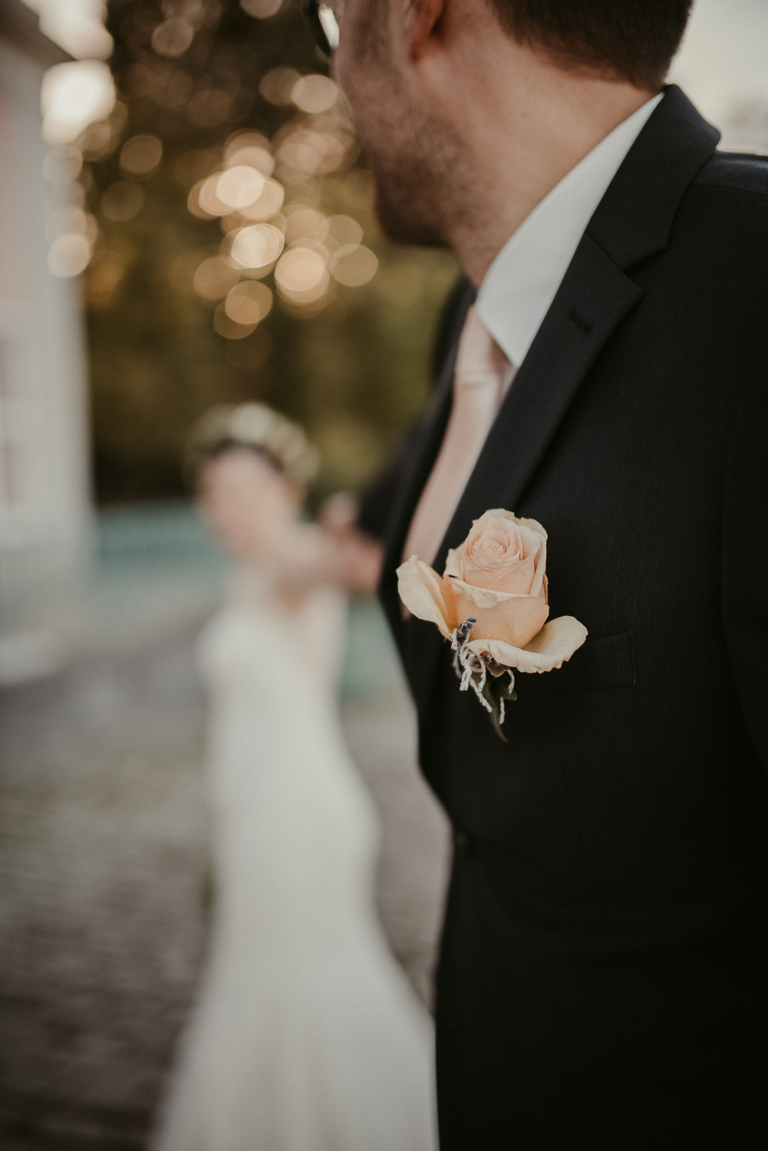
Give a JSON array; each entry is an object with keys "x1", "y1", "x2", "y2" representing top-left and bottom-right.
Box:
[
  {"x1": 446, "y1": 510, "x2": 549, "y2": 648},
  {"x1": 397, "y1": 509, "x2": 587, "y2": 676}
]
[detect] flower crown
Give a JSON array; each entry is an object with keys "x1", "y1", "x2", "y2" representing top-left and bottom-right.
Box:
[{"x1": 186, "y1": 403, "x2": 320, "y2": 487}]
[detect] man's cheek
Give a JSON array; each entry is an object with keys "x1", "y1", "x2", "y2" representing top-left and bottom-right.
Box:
[
  {"x1": 335, "y1": 72, "x2": 366, "y2": 132},
  {"x1": 332, "y1": 45, "x2": 353, "y2": 102}
]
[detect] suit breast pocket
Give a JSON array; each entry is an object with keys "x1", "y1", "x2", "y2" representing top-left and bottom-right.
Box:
[{"x1": 516, "y1": 631, "x2": 636, "y2": 697}]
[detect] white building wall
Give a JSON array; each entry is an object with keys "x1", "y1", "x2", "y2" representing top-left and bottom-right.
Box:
[{"x1": 0, "y1": 33, "x2": 92, "y2": 681}]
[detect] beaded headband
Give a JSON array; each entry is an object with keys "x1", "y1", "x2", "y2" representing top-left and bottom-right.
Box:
[{"x1": 186, "y1": 403, "x2": 320, "y2": 486}]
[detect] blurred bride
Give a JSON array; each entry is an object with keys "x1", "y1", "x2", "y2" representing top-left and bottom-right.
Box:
[{"x1": 154, "y1": 404, "x2": 436, "y2": 1151}]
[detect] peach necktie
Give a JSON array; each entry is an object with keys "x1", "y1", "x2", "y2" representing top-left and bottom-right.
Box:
[{"x1": 403, "y1": 305, "x2": 515, "y2": 566}]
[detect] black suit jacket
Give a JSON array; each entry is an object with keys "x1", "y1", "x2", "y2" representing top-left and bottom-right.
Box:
[{"x1": 378, "y1": 87, "x2": 768, "y2": 1149}]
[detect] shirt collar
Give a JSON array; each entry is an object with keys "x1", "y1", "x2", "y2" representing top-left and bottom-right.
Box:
[{"x1": 476, "y1": 92, "x2": 664, "y2": 368}]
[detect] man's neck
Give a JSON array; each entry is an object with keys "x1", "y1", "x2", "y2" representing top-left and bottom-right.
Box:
[{"x1": 435, "y1": 53, "x2": 659, "y2": 285}]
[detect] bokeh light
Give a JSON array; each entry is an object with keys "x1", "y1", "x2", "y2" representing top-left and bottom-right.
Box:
[
  {"x1": 193, "y1": 257, "x2": 241, "y2": 301},
  {"x1": 275, "y1": 247, "x2": 330, "y2": 304},
  {"x1": 23, "y1": 0, "x2": 114, "y2": 60},
  {"x1": 291, "y1": 75, "x2": 339, "y2": 114},
  {"x1": 63, "y1": 0, "x2": 461, "y2": 504},
  {"x1": 216, "y1": 166, "x2": 266, "y2": 210},
  {"x1": 151, "y1": 18, "x2": 195, "y2": 58},
  {"x1": 259, "y1": 67, "x2": 301, "y2": 106},
  {"x1": 284, "y1": 206, "x2": 329, "y2": 246},
  {"x1": 191, "y1": 175, "x2": 228, "y2": 218},
  {"x1": 239, "y1": 179, "x2": 285, "y2": 221},
  {"x1": 327, "y1": 214, "x2": 364, "y2": 247},
  {"x1": 213, "y1": 302, "x2": 257, "y2": 339},
  {"x1": 119, "y1": 135, "x2": 163, "y2": 177},
  {"x1": 229, "y1": 224, "x2": 285, "y2": 269},
  {"x1": 169, "y1": 54, "x2": 377, "y2": 334},
  {"x1": 330, "y1": 244, "x2": 379, "y2": 287},
  {"x1": 224, "y1": 281, "x2": 273, "y2": 325},
  {"x1": 240, "y1": 0, "x2": 284, "y2": 17},
  {"x1": 41, "y1": 61, "x2": 116, "y2": 145},
  {"x1": 48, "y1": 233, "x2": 92, "y2": 278},
  {"x1": 225, "y1": 136, "x2": 274, "y2": 175},
  {"x1": 277, "y1": 127, "x2": 353, "y2": 176}
]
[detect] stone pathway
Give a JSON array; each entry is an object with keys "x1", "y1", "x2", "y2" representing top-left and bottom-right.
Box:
[{"x1": 0, "y1": 608, "x2": 449, "y2": 1149}]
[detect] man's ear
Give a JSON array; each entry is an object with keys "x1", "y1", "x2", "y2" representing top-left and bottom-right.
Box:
[{"x1": 403, "y1": 0, "x2": 446, "y2": 59}]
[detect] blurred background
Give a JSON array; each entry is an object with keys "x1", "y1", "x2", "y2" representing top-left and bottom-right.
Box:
[{"x1": 0, "y1": 0, "x2": 766, "y2": 1147}]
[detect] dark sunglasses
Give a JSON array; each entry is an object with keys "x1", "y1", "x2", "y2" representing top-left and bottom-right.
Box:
[{"x1": 301, "y1": 0, "x2": 342, "y2": 61}]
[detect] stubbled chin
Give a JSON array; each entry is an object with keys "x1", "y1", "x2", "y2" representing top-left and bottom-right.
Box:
[{"x1": 372, "y1": 176, "x2": 448, "y2": 248}]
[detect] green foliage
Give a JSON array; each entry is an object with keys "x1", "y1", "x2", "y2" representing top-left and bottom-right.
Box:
[{"x1": 86, "y1": 0, "x2": 459, "y2": 503}]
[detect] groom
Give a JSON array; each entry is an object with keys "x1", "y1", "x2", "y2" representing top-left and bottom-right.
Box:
[{"x1": 331, "y1": 0, "x2": 768, "y2": 1146}]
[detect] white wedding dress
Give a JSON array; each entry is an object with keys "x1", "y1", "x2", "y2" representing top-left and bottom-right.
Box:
[{"x1": 155, "y1": 566, "x2": 436, "y2": 1151}]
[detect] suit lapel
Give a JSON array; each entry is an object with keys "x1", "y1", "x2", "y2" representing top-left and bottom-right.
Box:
[
  {"x1": 436, "y1": 87, "x2": 720, "y2": 574},
  {"x1": 436, "y1": 235, "x2": 643, "y2": 570},
  {"x1": 402, "y1": 238, "x2": 644, "y2": 705},
  {"x1": 380, "y1": 85, "x2": 720, "y2": 709}
]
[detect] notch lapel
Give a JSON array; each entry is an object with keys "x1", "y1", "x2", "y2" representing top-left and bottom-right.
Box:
[
  {"x1": 380, "y1": 85, "x2": 720, "y2": 711},
  {"x1": 438, "y1": 235, "x2": 643, "y2": 569},
  {"x1": 402, "y1": 237, "x2": 644, "y2": 707},
  {"x1": 434, "y1": 86, "x2": 720, "y2": 579}
]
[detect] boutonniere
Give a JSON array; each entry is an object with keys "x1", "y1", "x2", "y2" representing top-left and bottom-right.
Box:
[{"x1": 397, "y1": 510, "x2": 587, "y2": 741}]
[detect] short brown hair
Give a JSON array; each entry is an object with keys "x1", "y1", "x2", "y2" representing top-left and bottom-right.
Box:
[{"x1": 487, "y1": 0, "x2": 694, "y2": 90}]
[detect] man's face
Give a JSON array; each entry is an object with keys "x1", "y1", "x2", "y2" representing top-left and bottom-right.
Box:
[{"x1": 334, "y1": 0, "x2": 455, "y2": 246}]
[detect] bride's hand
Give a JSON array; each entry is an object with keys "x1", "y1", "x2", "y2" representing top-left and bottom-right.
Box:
[{"x1": 320, "y1": 494, "x2": 383, "y2": 594}]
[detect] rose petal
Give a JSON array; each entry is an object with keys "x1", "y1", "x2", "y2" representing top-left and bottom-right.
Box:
[
  {"x1": 396, "y1": 556, "x2": 457, "y2": 639},
  {"x1": 512, "y1": 514, "x2": 547, "y2": 541},
  {"x1": 466, "y1": 615, "x2": 588, "y2": 674},
  {"x1": 528, "y1": 533, "x2": 547, "y2": 599},
  {"x1": 479, "y1": 552, "x2": 536, "y2": 594},
  {"x1": 449, "y1": 511, "x2": 548, "y2": 596},
  {"x1": 448, "y1": 577, "x2": 507, "y2": 610},
  {"x1": 449, "y1": 573, "x2": 549, "y2": 648},
  {"x1": 457, "y1": 594, "x2": 550, "y2": 649},
  {"x1": 444, "y1": 547, "x2": 462, "y2": 581},
  {"x1": 477, "y1": 509, "x2": 548, "y2": 541},
  {"x1": 515, "y1": 524, "x2": 543, "y2": 560},
  {"x1": 522, "y1": 616, "x2": 587, "y2": 661}
]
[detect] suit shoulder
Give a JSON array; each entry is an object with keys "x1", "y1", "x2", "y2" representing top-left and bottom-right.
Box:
[{"x1": 694, "y1": 151, "x2": 768, "y2": 200}]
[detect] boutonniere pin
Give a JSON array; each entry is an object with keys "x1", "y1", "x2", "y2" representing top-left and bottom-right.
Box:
[{"x1": 397, "y1": 510, "x2": 587, "y2": 740}]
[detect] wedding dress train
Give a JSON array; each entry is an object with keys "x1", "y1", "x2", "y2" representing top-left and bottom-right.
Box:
[{"x1": 155, "y1": 569, "x2": 436, "y2": 1151}]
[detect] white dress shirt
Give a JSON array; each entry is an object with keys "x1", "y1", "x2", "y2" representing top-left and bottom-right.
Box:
[
  {"x1": 402, "y1": 92, "x2": 664, "y2": 567},
  {"x1": 476, "y1": 92, "x2": 664, "y2": 372}
]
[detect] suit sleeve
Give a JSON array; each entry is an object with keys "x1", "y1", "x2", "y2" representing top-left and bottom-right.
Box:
[{"x1": 722, "y1": 345, "x2": 768, "y2": 771}]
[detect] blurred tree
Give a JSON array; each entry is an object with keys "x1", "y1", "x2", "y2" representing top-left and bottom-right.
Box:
[{"x1": 84, "y1": 0, "x2": 459, "y2": 503}]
